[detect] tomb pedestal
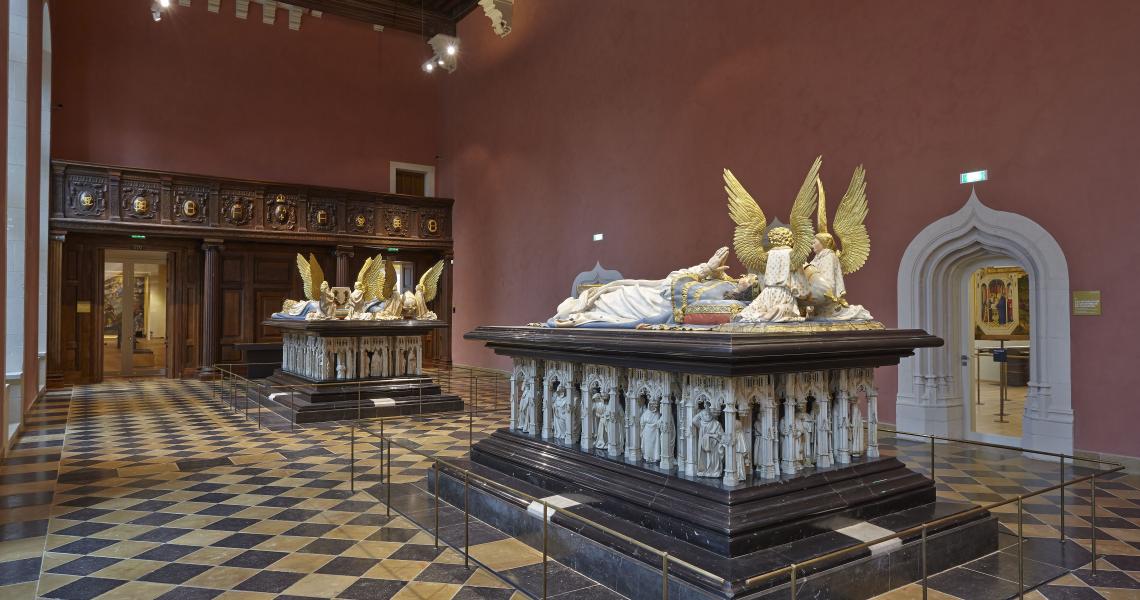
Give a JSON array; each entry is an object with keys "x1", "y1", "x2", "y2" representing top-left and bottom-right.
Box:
[
  {"x1": 260, "y1": 320, "x2": 462, "y2": 423},
  {"x1": 452, "y1": 326, "x2": 998, "y2": 599}
]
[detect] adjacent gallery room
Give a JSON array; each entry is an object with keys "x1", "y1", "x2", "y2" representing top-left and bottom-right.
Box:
[{"x1": 1, "y1": 1, "x2": 1138, "y2": 600}]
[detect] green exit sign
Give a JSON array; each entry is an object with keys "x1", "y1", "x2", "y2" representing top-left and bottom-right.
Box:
[{"x1": 960, "y1": 170, "x2": 988, "y2": 184}]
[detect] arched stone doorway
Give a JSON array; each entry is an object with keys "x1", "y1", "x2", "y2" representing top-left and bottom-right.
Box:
[{"x1": 896, "y1": 190, "x2": 1073, "y2": 455}]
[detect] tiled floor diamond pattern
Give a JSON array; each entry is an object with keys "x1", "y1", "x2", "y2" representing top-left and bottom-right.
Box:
[{"x1": 1, "y1": 379, "x2": 1138, "y2": 599}]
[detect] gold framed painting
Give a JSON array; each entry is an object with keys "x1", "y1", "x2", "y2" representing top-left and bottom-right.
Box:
[{"x1": 972, "y1": 266, "x2": 1029, "y2": 340}]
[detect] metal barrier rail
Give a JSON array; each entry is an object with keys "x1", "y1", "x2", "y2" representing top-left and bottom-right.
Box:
[{"x1": 210, "y1": 361, "x2": 1126, "y2": 599}]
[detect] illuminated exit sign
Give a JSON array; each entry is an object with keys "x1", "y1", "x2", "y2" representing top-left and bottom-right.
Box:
[{"x1": 960, "y1": 170, "x2": 988, "y2": 184}]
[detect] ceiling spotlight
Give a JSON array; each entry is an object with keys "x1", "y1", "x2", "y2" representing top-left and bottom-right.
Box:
[
  {"x1": 423, "y1": 61, "x2": 435, "y2": 73},
  {"x1": 427, "y1": 34, "x2": 460, "y2": 73},
  {"x1": 158, "y1": 0, "x2": 170, "y2": 6}
]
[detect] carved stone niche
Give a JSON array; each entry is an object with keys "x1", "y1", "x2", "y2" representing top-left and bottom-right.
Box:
[
  {"x1": 308, "y1": 198, "x2": 337, "y2": 232},
  {"x1": 347, "y1": 203, "x2": 374, "y2": 234},
  {"x1": 121, "y1": 179, "x2": 160, "y2": 220},
  {"x1": 174, "y1": 183, "x2": 210, "y2": 224},
  {"x1": 220, "y1": 190, "x2": 256, "y2": 227},
  {"x1": 383, "y1": 206, "x2": 411, "y2": 237},
  {"x1": 66, "y1": 174, "x2": 108, "y2": 218},
  {"x1": 419, "y1": 210, "x2": 446, "y2": 238},
  {"x1": 265, "y1": 192, "x2": 298, "y2": 231}
]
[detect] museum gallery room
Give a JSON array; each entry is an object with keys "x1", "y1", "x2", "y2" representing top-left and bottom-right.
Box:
[{"x1": 2, "y1": 1, "x2": 1140, "y2": 600}]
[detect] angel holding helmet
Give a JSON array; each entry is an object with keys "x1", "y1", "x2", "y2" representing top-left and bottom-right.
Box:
[{"x1": 725, "y1": 156, "x2": 874, "y2": 323}]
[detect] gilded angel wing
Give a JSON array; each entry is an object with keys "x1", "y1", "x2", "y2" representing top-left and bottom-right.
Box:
[
  {"x1": 362, "y1": 254, "x2": 387, "y2": 301},
  {"x1": 724, "y1": 168, "x2": 768, "y2": 274},
  {"x1": 296, "y1": 253, "x2": 315, "y2": 301},
  {"x1": 833, "y1": 165, "x2": 870, "y2": 274},
  {"x1": 308, "y1": 254, "x2": 326, "y2": 295},
  {"x1": 417, "y1": 260, "x2": 446, "y2": 302},
  {"x1": 788, "y1": 156, "x2": 822, "y2": 268},
  {"x1": 355, "y1": 257, "x2": 374, "y2": 291}
]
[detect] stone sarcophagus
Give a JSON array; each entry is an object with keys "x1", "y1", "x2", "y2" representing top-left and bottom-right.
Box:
[
  {"x1": 262, "y1": 319, "x2": 461, "y2": 422},
  {"x1": 450, "y1": 326, "x2": 999, "y2": 599}
]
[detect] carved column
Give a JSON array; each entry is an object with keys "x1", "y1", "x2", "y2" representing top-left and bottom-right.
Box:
[
  {"x1": 335, "y1": 245, "x2": 354, "y2": 287},
  {"x1": 834, "y1": 386, "x2": 851, "y2": 465},
  {"x1": 540, "y1": 373, "x2": 552, "y2": 439},
  {"x1": 509, "y1": 373, "x2": 518, "y2": 429},
  {"x1": 607, "y1": 389, "x2": 620, "y2": 457},
  {"x1": 199, "y1": 239, "x2": 224, "y2": 378},
  {"x1": 46, "y1": 230, "x2": 65, "y2": 386},
  {"x1": 659, "y1": 393, "x2": 674, "y2": 470},
  {"x1": 722, "y1": 399, "x2": 738, "y2": 485},
  {"x1": 780, "y1": 397, "x2": 798, "y2": 475},
  {"x1": 866, "y1": 370, "x2": 880, "y2": 458},
  {"x1": 580, "y1": 383, "x2": 591, "y2": 452}
]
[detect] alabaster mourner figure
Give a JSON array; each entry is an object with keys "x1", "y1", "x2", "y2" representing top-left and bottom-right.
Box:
[
  {"x1": 640, "y1": 400, "x2": 663, "y2": 463},
  {"x1": 692, "y1": 405, "x2": 725, "y2": 477}
]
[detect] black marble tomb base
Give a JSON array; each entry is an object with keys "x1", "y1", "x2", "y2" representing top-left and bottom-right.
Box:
[
  {"x1": 429, "y1": 462, "x2": 999, "y2": 600},
  {"x1": 473, "y1": 429, "x2": 935, "y2": 557},
  {"x1": 259, "y1": 370, "x2": 463, "y2": 423}
]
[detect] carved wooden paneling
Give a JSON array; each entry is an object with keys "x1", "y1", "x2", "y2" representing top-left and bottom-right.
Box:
[
  {"x1": 347, "y1": 203, "x2": 374, "y2": 234},
  {"x1": 221, "y1": 289, "x2": 243, "y2": 339},
  {"x1": 419, "y1": 209, "x2": 446, "y2": 239},
  {"x1": 254, "y1": 257, "x2": 293, "y2": 285},
  {"x1": 66, "y1": 174, "x2": 108, "y2": 218},
  {"x1": 174, "y1": 183, "x2": 209, "y2": 224},
  {"x1": 383, "y1": 206, "x2": 412, "y2": 237},
  {"x1": 222, "y1": 257, "x2": 243, "y2": 284},
  {"x1": 51, "y1": 160, "x2": 458, "y2": 377},
  {"x1": 220, "y1": 189, "x2": 256, "y2": 227},
  {"x1": 265, "y1": 192, "x2": 299, "y2": 231},
  {"x1": 307, "y1": 197, "x2": 338, "y2": 233},
  {"x1": 120, "y1": 179, "x2": 161, "y2": 221}
]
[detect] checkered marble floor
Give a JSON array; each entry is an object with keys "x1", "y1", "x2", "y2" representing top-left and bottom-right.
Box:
[{"x1": 1, "y1": 379, "x2": 1138, "y2": 600}]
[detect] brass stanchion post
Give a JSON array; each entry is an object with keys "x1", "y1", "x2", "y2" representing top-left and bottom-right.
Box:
[
  {"x1": 543, "y1": 501, "x2": 549, "y2": 599},
  {"x1": 386, "y1": 439, "x2": 392, "y2": 518},
  {"x1": 463, "y1": 471, "x2": 470, "y2": 568},
  {"x1": 662, "y1": 553, "x2": 669, "y2": 600},
  {"x1": 921, "y1": 525, "x2": 928, "y2": 599},
  {"x1": 434, "y1": 462, "x2": 440, "y2": 548},
  {"x1": 790, "y1": 564, "x2": 797, "y2": 599},
  {"x1": 1091, "y1": 478, "x2": 1098, "y2": 573},
  {"x1": 350, "y1": 422, "x2": 356, "y2": 492},
  {"x1": 1017, "y1": 495, "x2": 1024, "y2": 598},
  {"x1": 1059, "y1": 457, "x2": 1066, "y2": 541}
]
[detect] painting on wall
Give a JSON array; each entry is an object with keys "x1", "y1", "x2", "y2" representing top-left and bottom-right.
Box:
[{"x1": 973, "y1": 266, "x2": 1030, "y2": 340}]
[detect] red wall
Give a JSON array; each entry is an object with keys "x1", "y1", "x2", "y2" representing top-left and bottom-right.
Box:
[
  {"x1": 440, "y1": 1, "x2": 1140, "y2": 457},
  {"x1": 51, "y1": 0, "x2": 439, "y2": 190}
]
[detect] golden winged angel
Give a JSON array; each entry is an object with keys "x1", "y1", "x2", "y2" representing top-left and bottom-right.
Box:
[
  {"x1": 345, "y1": 254, "x2": 397, "y2": 320},
  {"x1": 276, "y1": 253, "x2": 337, "y2": 320},
  {"x1": 377, "y1": 260, "x2": 446, "y2": 320},
  {"x1": 725, "y1": 156, "x2": 873, "y2": 323}
]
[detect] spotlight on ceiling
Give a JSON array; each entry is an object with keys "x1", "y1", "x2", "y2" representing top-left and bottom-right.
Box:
[
  {"x1": 423, "y1": 61, "x2": 435, "y2": 73},
  {"x1": 151, "y1": 0, "x2": 167, "y2": 21},
  {"x1": 158, "y1": 0, "x2": 170, "y2": 7},
  {"x1": 425, "y1": 34, "x2": 460, "y2": 73}
]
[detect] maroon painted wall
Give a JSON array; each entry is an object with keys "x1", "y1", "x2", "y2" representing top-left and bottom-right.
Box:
[
  {"x1": 50, "y1": 0, "x2": 439, "y2": 190},
  {"x1": 440, "y1": 1, "x2": 1140, "y2": 457}
]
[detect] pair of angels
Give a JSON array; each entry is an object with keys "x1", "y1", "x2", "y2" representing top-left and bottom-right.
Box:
[
  {"x1": 277, "y1": 253, "x2": 445, "y2": 321},
  {"x1": 726, "y1": 155, "x2": 872, "y2": 323}
]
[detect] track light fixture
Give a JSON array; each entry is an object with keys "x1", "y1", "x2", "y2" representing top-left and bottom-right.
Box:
[
  {"x1": 424, "y1": 34, "x2": 460, "y2": 73},
  {"x1": 151, "y1": 0, "x2": 169, "y2": 22}
]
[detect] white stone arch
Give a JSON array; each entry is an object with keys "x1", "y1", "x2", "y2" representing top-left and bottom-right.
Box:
[{"x1": 896, "y1": 189, "x2": 1072, "y2": 455}]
